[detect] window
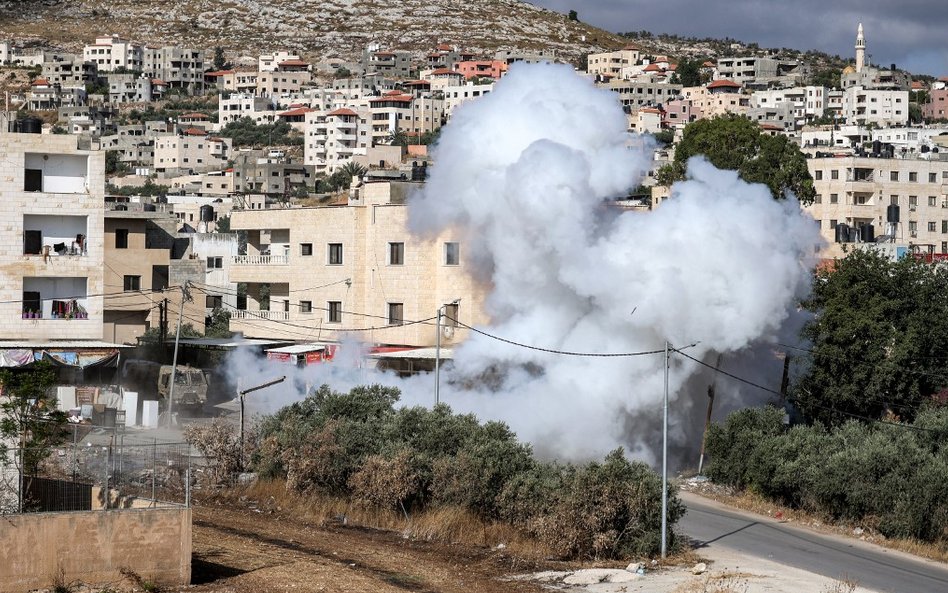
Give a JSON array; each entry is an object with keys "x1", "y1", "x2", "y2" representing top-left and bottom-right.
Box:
[
  {"x1": 815, "y1": 170, "x2": 823, "y2": 180},
  {"x1": 23, "y1": 291, "x2": 40, "y2": 316},
  {"x1": 328, "y1": 243, "x2": 343, "y2": 265},
  {"x1": 206, "y1": 256, "x2": 223, "y2": 269},
  {"x1": 830, "y1": 169, "x2": 838, "y2": 180},
  {"x1": 328, "y1": 301, "x2": 342, "y2": 323},
  {"x1": 930, "y1": 173, "x2": 938, "y2": 183},
  {"x1": 205, "y1": 294, "x2": 223, "y2": 309},
  {"x1": 890, "y1": 171, "x2": 899, "y2": 181},
  {"x1": 930, "y1": 196, "x2": 938, "y2": 207},
  {"x1": 829, "y1": 219, "x2": 837, "y2": 229},
  {"x1": 387, "y1": 302, "x2": 404, "y2": 325},
  {"x1": 24, "y1": 169, "x2": 42, "y2": 192},
  {"x1": 444, "y1": 242, "x2": 460, "y2": 265},
  {"x1": 123, "y1": 275, "x2": 141, "y2": 291},
  {"x1": 300, "y1": 243, "x2": 313, "y2": 256},
  {"x1": 930, "y1": 222, "x2": 938, "y2": 233},
  {"x1": 115, "y1": 228, "x2": 129, "y2": 249},
  {"x1": 829, "y1": 193, "x2": 838, "y2": 204},
  {"x1": 910, "y1": 195, "x2": 918, "y2": 207},
  {"x1": 890, "y1": 195, "x2": 899, "y2": 205},
  {"x1": 443, "y1": 303, "x2": 459, "y2": 327},
  {"x1": 388, "y1": 242, "x2": 404, "y2": 265},
  {"x1": 909, "y1": 172, "x2": 918, "y2": 182},
  {"x1": 942, "y1": 221, "x2": 947, "y2": 234},
  {"x1": 300, "y1": 300, "x2": 312, "y2": 314}
]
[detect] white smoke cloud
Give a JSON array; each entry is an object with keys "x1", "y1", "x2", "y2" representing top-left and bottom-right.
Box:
[{"x1": 229, "y1": 62, "x2": 822, "y2": 467}]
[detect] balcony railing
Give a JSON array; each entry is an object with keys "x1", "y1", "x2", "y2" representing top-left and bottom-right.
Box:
[
  {"x1": 230, "y1": 309, "x2": 290, "y2": 321},
  {"x1": 232, "y1": 254, "x2": 289, "y2": 265}
]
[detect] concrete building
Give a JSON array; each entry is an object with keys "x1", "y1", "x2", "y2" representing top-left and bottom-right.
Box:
[
  {"x1": 218, "y1": 93, "x2": 275, "y2": 126},
  {"x1": 841, "y1": 86, "x2": 909, "y2": 126},
  {"x1": 361, "y1": 46, "x2": 413, "y2": 77},
  {"x1": 332, "y1": 74, "x2": 398, "y2": 99},
  {"x1": 191, "y1": 233, "x2": 239, "y2": 319},
  {"x1": 206, "y1": 69, "x2": 259, "y2": 94},
  {"x1": 587, "y1": 45, "x2": 642, "y2": 78},
  {"x1": 714, "y1": 56, "x2": 809, "y2": 89},
  {"x1": 368, "y1": 93, "x2": 444, "y2": 144},
  {"x1": 256, "y1": 69, "x2": 311, "y2": 98},
  {"x1": 259, "y1": 51, "x2": 301, "y2": 72},
  {"x1": 154, "y1": 132, "x2": 232, "y2": 175},
  {"x1": 840, "y1": 24, "x2": 911, "y2": 91},
  {"x1": 0, "y1": 132, "x2": 105, "y2": 341},
  {"x1": 683, "y1": 81, "x2": 750, "y2": 119},
  {"x1": 228, "y1": 180, "x2": 488, "y2": 346},
  {"x1": 0, "y1": 41, "x2": 44, "y2": 67},
  {"x1": 304, "y1": 107, "x2": 371, "y2": 174},
  {"x1": 752, "y1": 86, "x2": 827, "y2": 124},
  {"x1": 806, "y1": 155, "x2": 948, "y2": 257},
  {"x1": 41, "y1": 55, "x2": 98, "y2": 89},
  {"x1": 597, "y1": 78, "x2": 682, "y2": 112},
  {"x1": 83, "y1": 36, "x2": 143, "y2": 73},
  {"x1": 456, "y1": 60, "x2": 507, "y2": 81},
  {"x1": 442, "y1": 81, "x2": 494, "y2": 118},
  {"x1": 232, "y1": 152, "x2": 315, "y2": 196},
  {"x1": 106, "y1": 73, "x2": 155, "y2": 104},
  {"x1": 923, "y1": 89, "x2": 948, "y2": 121},
  {"x1": 143, "y1": 47, "x2": 205, "y2": 94}
]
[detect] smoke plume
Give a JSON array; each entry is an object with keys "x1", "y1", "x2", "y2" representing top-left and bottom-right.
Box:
[{"x1": 230, "y1": 63, "x2": 822, "y2": 467}]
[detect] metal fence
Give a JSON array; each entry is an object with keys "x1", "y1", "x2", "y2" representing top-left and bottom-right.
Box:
[{"x1": 6, "y1": 425, "x2": 197, "y2": 514}]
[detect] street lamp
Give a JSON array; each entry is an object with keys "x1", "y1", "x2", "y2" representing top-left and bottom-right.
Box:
[
  {"x1": 237, "y1": 375, "x2": 286, "y2": 471},
  {"x1": 434, "y1": 299, "x2": 460, "y2": 405}
]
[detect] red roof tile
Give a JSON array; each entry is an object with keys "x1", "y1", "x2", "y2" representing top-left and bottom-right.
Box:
[
  {"x1": 369, "y1": 95, "x2": 412, "y2": 103},
  {"x1": 708, "y1": 79, "x2": 741, "y2": 89},
  {"x1": 206, "y1": 70, "x2": 235, "y2": 77},
  {"x1": 278, "y1": 107, "x2": 316, "y2": 117},
  {"x1": 183, "y1": 127, "x2": 207, "y2": 136},
  {"x1": 180, "y1": 112, "x2": 209, "y2": 119},
  {"x1": 278, "y1": 59, "x2": 309, "y2": 67},
  {"x1": 32, "y1": 78, "x2": 49, "y2": 86},
  {"x1": 431, "y1": 68, "x2": 462, "y2": 76},
  {"x1": 327, "y1": 108, "x2": 358, "y2": 117}
]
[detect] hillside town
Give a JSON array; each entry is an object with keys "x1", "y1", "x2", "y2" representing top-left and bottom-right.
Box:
[{"x1": 3, "y1": 12, "x2": 948, "y2": 593}]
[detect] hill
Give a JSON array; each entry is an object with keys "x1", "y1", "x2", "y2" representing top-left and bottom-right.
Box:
[{"x1": 0, "y1": 0, "x2": 624, "y2": 63}]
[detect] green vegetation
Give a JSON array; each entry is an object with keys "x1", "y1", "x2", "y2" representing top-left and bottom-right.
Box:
[
  {"x1": 316, "y1": 161, "x2": 367, "y2": 193},
  {"x1": 252, "y1": 384, "x2": 683, "y2": 559},
  {"x1": 810, "y1": 68, "x2": 842, "y2": 89},
  {"x1": 793, "y1": 249, "x2": 948, "y2": 425},
  {"x1": 669, "y1": 57, "x2": 707, "y2": 87},
  {"x1": 0, "y1": 361, "x2": 67, "y2": 506},
  {"x1": 105, "y1": 150, "x2": 129, "y2": 175},
  {"x1": 656, "y1": 114, "x2": 816, "y2": 204},
  {"x1": 706, "y1": 406, "x2": 948, "y2": 544},
  {"x1": 105, "y1": 179, "x2": 171, "y2": 198},
  {"x1": 217, "y1": 117, "x2": 302, "y2": 148}
]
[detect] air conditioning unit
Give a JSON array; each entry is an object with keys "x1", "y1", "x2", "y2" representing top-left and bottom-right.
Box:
[{"x1": 442, "y1": 325, "x2": 455, "y2": 339}]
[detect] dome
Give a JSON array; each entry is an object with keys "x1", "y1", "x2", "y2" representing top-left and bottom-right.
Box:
[{"x1": 842, "y1": 65, "x2": 855, "y2": 74}]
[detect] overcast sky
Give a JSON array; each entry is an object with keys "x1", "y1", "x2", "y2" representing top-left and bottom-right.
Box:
[{"x1": 532, "y1": 0, "x2": 947, "y2": 76}]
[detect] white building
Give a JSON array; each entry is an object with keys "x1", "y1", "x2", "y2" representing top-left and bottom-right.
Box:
[
  {"x1": 752, "y1": 86, "x2": 826, "y2": 123},
  {"x1": 842, "y1": 86, "x2": 909, "y2": 126},
  {"x1": 83, "y1": 35, "x2": 143, "y2": 73}
]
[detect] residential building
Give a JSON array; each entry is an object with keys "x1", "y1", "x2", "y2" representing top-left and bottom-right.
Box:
[
  {"x1": 154, "y1": 131, "x2": 232, "y2": 175},
  {"x1": 259, "y1": 51, "x2": 301, "y2": 72},
  {"x1": 41, "y1": 55, "x2": 98, "y2": 88},
  {"x1": 191, "y1": 233, "x2": 239, "y2": 319},
  {"x1": 840, "y1": 24, "x2": 911, "y2": 91},
  {"x1": 0, "y1": 132, "x2": 105, "y2": 341},
  {"x1": 456, "y1": 60, "x2": 507, "y2": 80},
  {"x1": 304, "y1": 107, "x2": 371, "y2": 174},
  {"x1": 683, "y1": 81, "x2": 750, "y2": 119},
  {"x1": 923, "y1": 89, "x2": 948, "y2": 121},
  {"x1": 368, "y1": 93, "x2": 444, "y2": 144},
  {"x1": 662, "y1": 97, "x2": 696, "y2": 128},
  {"x1": 597, "y1": 78, "x2": 682, "y2": 112},
  {"x1": 0, "y1": 41, "x2": 44, "y2": 67},
  {"x1": 103, "y1": 208, "x2": 205, "y2": 344},
  {"x1": 493, "y1": 49, "x2": 557, "y2": 65},
  {"x1": 206, "y1": 69, "x2": 259, "y2": 94},
  {"x1": 841, "y1": 86, "x2": 909, "y2": 126},
  {"x1": 586, "y1": 45, "x2": 642, "y2": 78},
  {"x1": 332, "y1": 74, "x2": 398, "y2": 99},
  {"x1": 232, "y1": 152, "x2": 315, "y2": 196},
  {"x1": 442, "y1": 81, "x2": 494, "y2": 118},
  {"x1": 805, "y1": 155, "x2": 948, "y2": 257},
  {"x1": 714, "y1": 56, "x2": 808, "y2": 89},
  {"x1": 106, "y1": 73, "x2": 155, "y2": 103},
  {"x1": 219, "y1": 93, "x2": 275, "y2": 126},
  {"x1": 143, "y1": 46, "x2": 205, "y2": 94},
  {"x1": 256, "y1": 69, "x2": 311, "y2": 98},
  {"x1": 752, "y1": 86, "x2": 827, "y2": 124},
  {"x1": 361, "y1": 46, "x2": 413, "y2": 77},
  {"x1": 228, "y1": 180, "x2": 488, "y2": 346},
  {"x1": 83, "y1": 36, "x2": 143, "y2": 73}
]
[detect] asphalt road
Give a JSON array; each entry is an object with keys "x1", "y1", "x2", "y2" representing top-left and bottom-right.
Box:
[{"x1": 678, "y1": 492, "x2": 948, "y2": 593}]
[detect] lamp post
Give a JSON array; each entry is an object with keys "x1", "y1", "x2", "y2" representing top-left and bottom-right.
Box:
[
  {"x1": 237, "y1": 375, "x2": 286, "y2": 471},
  {"x1": 661, "y1": 340, "x2": 669, "y2": 559},
  {"x1": 434, "y1": 299, "x2": 460, "y2": 406}
]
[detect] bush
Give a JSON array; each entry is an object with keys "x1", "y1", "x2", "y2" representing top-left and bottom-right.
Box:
[
  {"x1": 253, "y1": 384, "x2": 681, "y2": 558},
  {"x1": 706, "y1": 405, "x2": 948, "y2": 544}
]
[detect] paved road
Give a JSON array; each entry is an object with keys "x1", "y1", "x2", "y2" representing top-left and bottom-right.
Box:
[{"x1": 679, "y1": 492, "x2": 948, "y2": 593}]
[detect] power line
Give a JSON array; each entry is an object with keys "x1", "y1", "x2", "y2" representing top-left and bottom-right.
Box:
[{"x1": 451, "y1": 318, "x2": 667, "y2": 358}]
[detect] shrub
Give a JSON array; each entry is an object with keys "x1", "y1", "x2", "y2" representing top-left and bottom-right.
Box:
[{"x1": 349, "y1": 449, "x2": 418, "y2": 512}]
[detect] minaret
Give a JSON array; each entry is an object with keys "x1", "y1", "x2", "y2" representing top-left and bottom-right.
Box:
[{"x1": 855, "y1": 23, "x2": 866, "y2": 73}]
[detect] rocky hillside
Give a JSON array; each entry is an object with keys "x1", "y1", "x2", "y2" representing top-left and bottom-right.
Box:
[{"x1": 0, "y1": 0, "x2": 624, "y2": 63}]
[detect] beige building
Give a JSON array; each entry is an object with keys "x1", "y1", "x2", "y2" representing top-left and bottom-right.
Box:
[
  {"x1": 103, "y1": 209, "x2": 205, "y2": 345},
  {"x1": 0, "y1": 133, "x2": 105, "y2": 341},
  {"x1": 83, "y1": 35, "x2": 144, "y2": 73},
  {"x1": 587, "y1": 45, "x2": 642, "y2": 78},
  {"x1": 228, "y1": 180, "x2": 489, "y2": 347},
  {"x1": 806, "y1": 155, "x2": 948, "y2": 257},
  {"x1": 684, "y1": 82, "x2": 751, "y2": 119},
  {"x1": 154, "y1": 132, "x2": 232, "y2": 174}
]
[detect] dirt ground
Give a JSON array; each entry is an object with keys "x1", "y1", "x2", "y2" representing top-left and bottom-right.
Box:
[
  {"x1": 185, "y1": 503, "x2": 554, "y2": 593},
  {"x1": 176, "y1": 497, "x2": 871, "y2": 593}
]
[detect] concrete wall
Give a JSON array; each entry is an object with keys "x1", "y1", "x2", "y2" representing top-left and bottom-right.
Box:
[{"x1": 0, "y1": 507, "x2": 191, "y2": 592}]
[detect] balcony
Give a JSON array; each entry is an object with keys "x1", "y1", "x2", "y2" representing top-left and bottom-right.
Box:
[
  {"x1": 230, "y1": 309, "x2": 289, "y2": 321},
  {"x1": 24, "y1": 214, "x2": 89, "y2": 257},
  {"x1": 232, "y1": 254, "x2": 288, "y2": 265},
  {"x1": 22, "y1": 277, "x2": 89, "y2": 320}
]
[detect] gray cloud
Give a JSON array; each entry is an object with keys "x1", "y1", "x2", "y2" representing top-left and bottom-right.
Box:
[{"x1": 533, "y1": 0, "x2": 947, "y2": 76}]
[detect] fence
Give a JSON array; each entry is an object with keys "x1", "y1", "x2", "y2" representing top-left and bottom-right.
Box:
[{"x1": 4, "y1": 424, "x2": 198, "y2": 514}]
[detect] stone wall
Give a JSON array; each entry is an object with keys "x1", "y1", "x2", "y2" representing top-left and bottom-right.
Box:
[{"x1": 0, "y1": 507, "x2": 191, "y2": 592}]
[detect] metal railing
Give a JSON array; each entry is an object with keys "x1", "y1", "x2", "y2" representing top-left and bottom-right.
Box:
[
  {"x1": 230, "y1": 309, "x2": 290, "y2": 321},
  {"x1": 232, "y1": 254, "x2": 289, "y2": 265}
]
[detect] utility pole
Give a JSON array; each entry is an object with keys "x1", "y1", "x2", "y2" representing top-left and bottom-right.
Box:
[
  {"x1": 661, "y1": 340, "x2": 669, "y2": 559},
  {"x1": 697, "y1": 353, "x2": 723, "y2": 476},
  {"x1": 434, "y1": 299, "x2": 459, "y2": 406},
  {"x1": 166, "y1": 282, "x2": 192, "y2": 428},
  {"x1": 237, "y1": 375, "x2": 286, "y2": 471},
  {"x1": 159, "y1": 298, "x2": 168, "y2": 347}
]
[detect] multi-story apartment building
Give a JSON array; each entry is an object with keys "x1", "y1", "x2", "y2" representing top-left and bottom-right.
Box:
[
  {"x1": 154, "y1": 132, "x2": 232, "y2": 175},
  {"x1": 456, "y1": 60, "x2": 507, "y2": 81},
  {"x1": 191, "y1": 233, "x2": 239, "y2": 319},
  {"x1": 103, "y1": 208, "x2": 205, "y2": 344},
  {"x1": 442, "y1": 81, "x2": 494, "y2": 118},
  {"x1": 232, "y1": 152, "x2": 315, "y2": 196},
  {"x1": 752, "y1": 86, "x2": 827, "y2": 124},
  {"x1": 106, "y1": 73, "x2": 156, "y2": 103},
  {"x1": 586, "y1": 45, "x2": 642, "y2": 78},
  {"x1": 143, "y1": 47, "x2": 205, "y2": 94},
  {"x1": 206, "y1": 69, "x2": 259, "y2": 94},
  {"x1": 219, "y1": 93, "x2": 275, "y2": 126},
  {"x1": 806, "y1": 155, "x2": 948, "y2": 257},
  {"x1": 304, "y1": 107, "x2": 371, "y2": 174},
  {"x1": 228, "y1": 180, "x2": 488, "y2": 346},
  {"x1": 333, "y1": 74, "x2": 398, "y2": 99},
  {"x1": 361, "y1": 47, "x2": 413, "y2": 78},
  {"x1": 256, "y1": 69, "x2": 311, "y2": 98},
  {"x1": 683, "y1": 81, "x2": 750, "y2": 119},
  {"x1": 41, "y1": 55, "x2": 97, "y2": 88},
  {"x1": 259, "y1": 52, "x2": 301, "y2": 72},
  {"x1": 368, "y1": 93, "x2": 444, "y2": 144},
  {"x1": 0, "y1": 41, "x2": 44, "y2": 67},
  {"x1": 597, "y1": 78, "x2": 682, "y2": 112},
  {"x1": 714, "y1": 56, "x2": 808, "y2": 89},
  {"x1": 841, "y1": 86, "x2": 909, "y2": 126},
  {"x1": 83, "y1": 36, "x2": 144, "y2": 73},
  {"x1": 0, "y1": 132, "x2": 105, "y2": 341},
  {"x1": 923, "y1": 89, "x2": 948, "y2": 121}
]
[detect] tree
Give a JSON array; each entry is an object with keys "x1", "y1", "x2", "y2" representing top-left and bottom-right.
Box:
[
  {"x1": 567, "y1": 9, "x2": 579, "y2": 21},
  {"x1": 334, "y1": 66, "x2": 352, "y2": 80},
  {"x1": 0, "y1": 361, "x2": 67, "y2": 511},
  {"x1": 792, "y1": 249, "x2": 948, "y2": 425},
  {"x1": 909, "y1": 103, "x2": 923, "y2": 125},
  {"x1": 387, "y1": 129, "x2": 409, "y2": 147},
  {"x1": 205, "y1": 308, "x2": 232, "y2": 339},
  {"x1": 669, "y1": 58, "x2": 703, "y2": 87},
  {"x1": 213, "y1": 46, "x2": 227, "y2": 71},
  {"x1": 656, "y1": 114, "x2": 816, "y2": 204},
  {"x1": 810, "y1": 68, "x2": 842, "y2": 90}
]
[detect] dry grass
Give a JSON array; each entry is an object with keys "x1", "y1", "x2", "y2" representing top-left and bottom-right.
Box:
[
  {"x1": 671, "y1": 570, "x2": 751, "y2": 593},
  {"x1": 687, "y1": 487, "x2": 948, "y2": 564}
]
